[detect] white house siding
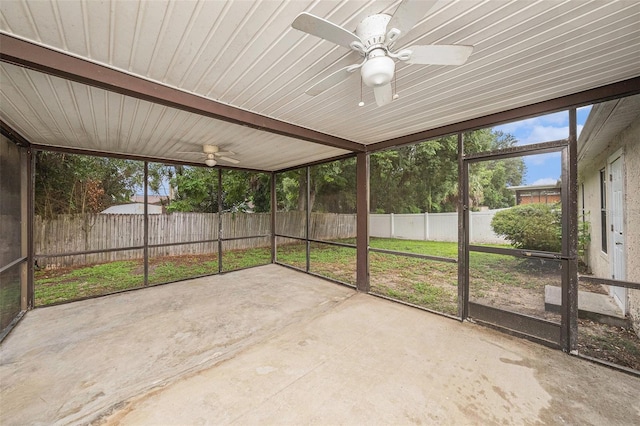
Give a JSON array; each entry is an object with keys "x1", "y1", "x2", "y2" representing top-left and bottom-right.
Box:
[
  {"x1": 623, "y1": 120, "x2": 640, "y2": 337},
  {"x1": 580, "y1": 117, "x2": 640, "y2": 337},
  {"x1": 580, "y1": 167, "x2": 610, "y2": 280}
]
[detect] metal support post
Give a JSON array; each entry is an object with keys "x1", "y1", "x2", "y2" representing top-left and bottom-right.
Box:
[{"x1": 356, "y1": 152, "x2": 370, "y2": 293}]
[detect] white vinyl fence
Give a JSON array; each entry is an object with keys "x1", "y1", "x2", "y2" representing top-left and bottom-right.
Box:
[{"x1": 369, "y1": 210, "x2": 507, "y2": 244}]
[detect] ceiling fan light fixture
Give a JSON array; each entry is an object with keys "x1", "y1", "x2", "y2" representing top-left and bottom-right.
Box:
[
  {"x1": 205, "y1": 154, "x2": 217, "y2": 167},
  {"x1": 361, "y1": 55, "x2": 395, "y2": 87}
]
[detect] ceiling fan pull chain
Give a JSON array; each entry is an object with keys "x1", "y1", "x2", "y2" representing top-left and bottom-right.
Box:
[{"x1": 393, "y1": 72, "x2": 399, "y2": 101}]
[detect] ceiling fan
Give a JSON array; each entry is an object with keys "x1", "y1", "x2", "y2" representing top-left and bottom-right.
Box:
[
  {"x1": 177, "y1": 144, "x2": 240, "y2": 167},
  {"x1": 291, "y1": 0, "x2": 473, "y2": 107}
]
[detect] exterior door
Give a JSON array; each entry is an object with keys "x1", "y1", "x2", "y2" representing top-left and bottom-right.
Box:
[
  {"x1": 462, "y1": 147, "x2": 567, "y2": 347},
  {"x1": 609, "y1": 155, "x2": 626, "y2": 313}
]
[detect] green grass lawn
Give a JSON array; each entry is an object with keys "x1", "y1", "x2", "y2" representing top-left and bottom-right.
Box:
[
  {"x1": 370, "y1": 237, "x2": 458, "y2": 258},
  {"x1": 35, "y1": 247, "x2": 270, "y2": 306},
  {"x1": 35, "y1": 238, "x2": 554, "y2": 318},
  {"x1": 36, "y1": 261, "x2": 145, "y2": 305},
  {"x1": 275, "y1": 237, "x2": 557, "y2": 317},
  {"x1": 277, "y1": 238, "x2": 459, "y2": 315}
]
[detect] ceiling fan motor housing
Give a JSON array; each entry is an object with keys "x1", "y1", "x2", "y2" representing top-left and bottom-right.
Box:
[
  {"x1": 355, "y1": 14, "x2": 392, "y2": 48},
  {"x1": 202, "y1": 144, "x2": 219, "y2": 154},
  {"x1": 356, "y1": 14, "x2": 396, "y2": 88},
  {"x1": 356, "y1": 13, "x2": 395, "y2": 87}
]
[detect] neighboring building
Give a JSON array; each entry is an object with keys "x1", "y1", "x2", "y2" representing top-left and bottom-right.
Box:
[
  {"x1": 130, "y1": 195, "x2": 169, "y2": 205},
  {"x1": 101, "y1": 203, "x2": 162, "y2": 215},
  {"x1": 508, "y1": 183, "x2": 561, "y2": 205},
  {"x1": 578, "y1": 94, "x2": 640, "y2": 337}
]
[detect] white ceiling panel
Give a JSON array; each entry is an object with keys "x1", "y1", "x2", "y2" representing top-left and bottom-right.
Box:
[
  {"x1": 0, "y1": 63, "x2": 349, "y2": 171},
  {"x1": 1, "y1": 0, "x2": 639, "y2": 170}
]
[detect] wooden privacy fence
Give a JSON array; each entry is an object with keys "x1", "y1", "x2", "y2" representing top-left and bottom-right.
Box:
[
  {"x1": 35, "y1": 211, "x2": 358, "y2": 268},
  {"x1": 275, "y1": 211, "x2": 357, "y2": 240},
  {"x1": 35, "y1": 213, "x2": 270, "y2": 268}
]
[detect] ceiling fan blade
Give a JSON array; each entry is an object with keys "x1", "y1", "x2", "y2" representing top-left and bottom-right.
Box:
[
  {"x1": 176, "y1": 151, "x2": 204, "y2": 155},
  {"x1": 218, "y1": 156, "x2": 240, "y2": 165},
  {"x1": 406, "y1": 45, "x2": 474, "y2": 65},
  {"x1": 386, "y1": 0, "x2": 438, "y2": 42},
  {"x1": 373, "y1": 83, "x2": 393, "y2": 107},
  {"x1": 306, "y1": 65, "x2": 356, "y2": 96},
  {"x1": 292, "y1": 12, "x2": 362, "y2": 49},
  {"x1": 215, "y1": 151, "x2": 235, "y2": 156}
]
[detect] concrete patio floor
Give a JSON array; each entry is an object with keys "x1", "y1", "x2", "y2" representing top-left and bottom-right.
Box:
[{"x1": 1, "y1": 264, "x2": 639, "y2": 425}]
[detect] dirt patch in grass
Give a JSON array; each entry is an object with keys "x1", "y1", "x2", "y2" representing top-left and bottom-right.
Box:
[
  {"x1": 36, "y1": 266, "x2": 82, "y2": 285},
  {"x1": 310, "y1": 261, "x2": 356, "y2": 285},
  {"x1": 370, "y1": 253, "x2": 458, "y2": 315},
  {"x1": 578, "y1": 319, "x2": 640, "y2": 371}
]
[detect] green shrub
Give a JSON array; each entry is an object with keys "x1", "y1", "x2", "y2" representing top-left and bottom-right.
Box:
[{"x1": 491, "y1": 203, "x2": 561, "y2": 252}]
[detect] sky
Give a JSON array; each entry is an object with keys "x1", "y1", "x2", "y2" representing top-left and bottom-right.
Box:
[{"x1": 493, "y1": 105, "x2": 592, "y2": 185}]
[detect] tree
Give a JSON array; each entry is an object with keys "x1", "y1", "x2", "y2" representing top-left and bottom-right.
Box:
[
  {"x1": 466, "y1": 130, "x2": 525, "y2": 210},
  {"x1": 276, "y1": 169, "x2": 304, "y2": 211},
  {"x1": 222, "y1": 170, "x2": 270, "y2": 213},
  {"x1": 164, "y1": 166, "x2": 218, "y2": 213},
  {"x1": 468, "y1": 157, "x2": 525, "y2": 210},
  {"x1": 160, "y1": 166, "x2": 271, "y2": 213},
  {"x1": 309, "y1": 159, "x2": 356, "y2": 213},
  {"x1": 276, "y1": 159, "x2": 357, "y2": 213},
  {"x1": 369, "y1": 131, "x2": 524, "y2": 214},
  {"x1": 35, "y1": 152, "x2": 143, "y2": 219}
]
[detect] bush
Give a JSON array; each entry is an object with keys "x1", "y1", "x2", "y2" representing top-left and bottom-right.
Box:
[{"x1": 491, "y1": 203, "x2": 561, "y2": 252}]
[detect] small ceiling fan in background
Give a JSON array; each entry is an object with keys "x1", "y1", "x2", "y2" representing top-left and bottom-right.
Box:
[
  {"x1": 177, "y1": 144, "x2": 240, "y2": 167},
  {"x1": 292, "y1": 0, "x2": 473, "y2": 107}
]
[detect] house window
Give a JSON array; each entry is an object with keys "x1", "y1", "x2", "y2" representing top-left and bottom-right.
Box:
[{"x1": 600, "y1": 169, "x2": 607, "y2": 253}]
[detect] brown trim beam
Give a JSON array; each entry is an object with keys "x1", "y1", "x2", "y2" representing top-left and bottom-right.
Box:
[
  {"x1": 0, "y1": 34, "x2": 364, "y2": 153},
  {"x1": 0, "y1": 119, "x2": 30, "y2": 147},
  {"x1": 270, "y1": 172, "x2": 277, "y2": 264},
  {"x1": 276, "y1": 153, "x2": 356, "y2": 173},
  {"x1": 458, "y1": 133, "x2": 468, "y2": 320},
  {"x1": 367, "y1": 76, "x2": 640, "y2": 152},
  {"x1": 579, "y1": 276, "x2": 640, "y2": 291},
  {"x1": 463, "y1": 139, "x2": 567, "y2": 162},
  {"x1": 562, "y1": 109, "x2": 579, "y2": 353}
]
